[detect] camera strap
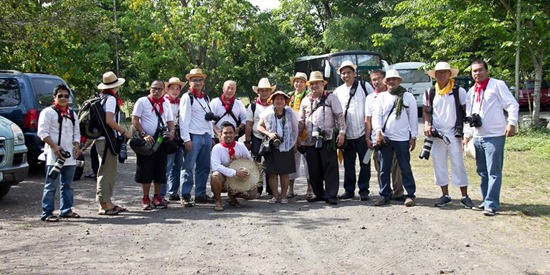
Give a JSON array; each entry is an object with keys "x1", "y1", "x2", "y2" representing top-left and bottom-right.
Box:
[
  {"x1": 343, "y1": 80, "x2": 360, "y2": 123},
  {"x1": 148, "y1": 98, "x2": 166, "y2": 136},
  {"x1": 188, "y1": 92, "x2": 213, "y2": 115},
  {"x1": 382, "y1": 102, "x2": 396, "y2": 132}
]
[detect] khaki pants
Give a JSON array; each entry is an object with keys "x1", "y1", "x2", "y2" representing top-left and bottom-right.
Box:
[{"x1": 95, "y1": 139, "x2": 118, "y2": 203}]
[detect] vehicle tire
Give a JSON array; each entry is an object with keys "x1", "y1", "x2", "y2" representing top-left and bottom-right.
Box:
[
  {"x1": 0, "y1": 185, "x2": 11, "y2": 199},
  {"x1": 73, "y1": 154, "x2": 84, "y2": 181}
]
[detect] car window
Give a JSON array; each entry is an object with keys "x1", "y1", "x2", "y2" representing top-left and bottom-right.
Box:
[
  {"x1": 0, "y1": 78, "x2": 22, "y2": 107},
  {"x1": 32, "y1": 78, "x2": 65, "y2": 107},
  {"x1": 397, "y1": 69, "x2": 431, "y2": 83}
]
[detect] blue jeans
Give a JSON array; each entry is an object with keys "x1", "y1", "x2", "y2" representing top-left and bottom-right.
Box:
[
  {"x1": 160, "y1": 147, "x2": 184, "y2": 197},
  {"x1": 181, "y1": 133, "x2": 212, "y2": 199},
  {"x1": 41, "y1": 165, "x2": 76, "y2": 219},
  {"x1": 379, "y1": 140, "x2": 416, "y2": 199},
  {"x1": 342, "y1": 135, "x2": 370, "y2": 195},
  {"x1": 474, "y1": 135, "x2": 505, "y2": 211}
]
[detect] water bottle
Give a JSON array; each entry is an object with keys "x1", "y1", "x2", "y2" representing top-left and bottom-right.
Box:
[{"x1": 152, "y1": 135, "x2": 163, "y2": 152}]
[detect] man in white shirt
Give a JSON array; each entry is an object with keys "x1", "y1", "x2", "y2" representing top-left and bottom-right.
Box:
[
  {"x1": 463, "y1": 60, "x2": 519, "y2": 216},
  {"x1": 210, "y1": 122, "x2": 256, "y2": 211},
  {"x1": 179, "y1": 68, "x2": 215, "y2": 206},
  {"x1": 422, "y1": 62, "x2": 475, "y2": 209},
  {"x1": 373, "y1": 69, "x2": 418, "y2": 207},
  {"x1": 38, "y1": 84, "x2": 81, "y2": 222},
  {"x1": 132, "y1": 80, "x2": 175, "y2": 210},
  {"x1": 334, "y1": 60, "x2": 374, "y2": 201},
  {"x1": 210, "y1": 80, "x2": 247, "y2": 141}
]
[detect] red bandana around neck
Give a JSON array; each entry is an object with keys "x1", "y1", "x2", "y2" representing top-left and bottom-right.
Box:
[
  {"x1": 190, "y1": 88, "x2": 204, "y2": 99},
  {"x1": 103, "y1": 89, "x2": 123, "y2": 106},
  {"x1": 54, "y1": 103, "x2": 71, "y2": 117},
  {"x1": 256, "y1": 97, "x2": 270, "y2": 107},
  {"x1": 474, "y1": 77, "x2": 490, "y2": 103},
  {"x1": 149, "y1": 95, "x2": 165, "y2": 115},
  {"x1": 221, "y1": 94, "x2": 234, "y2": 111},
  {"x1": 220, "y1": 141, "x2": 236, "y2": 159},
  {"x1": 165, "y1": 94, "x2": 179, "y2": 105}
]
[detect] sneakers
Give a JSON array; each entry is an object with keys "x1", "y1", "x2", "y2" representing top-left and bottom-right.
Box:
[
  {"x1": 460, "y1": 196, "x2": 475, "y2": 209},
  {"x1": 152, "y1": 195, "x2": 167, "y2": 209},
  {"x1": 404, "y1": 197, "x2": 415, "y2": 207},
  {"x1": 483, "y1": 209, "x2": 496, "y2": 216},
  {"x1": 473, "y1": 203, "x2": 485, "y2": 211},
  {"x1": 142, "y1": 196, "x2": 152, "y2": 210},
  {"x1": 374, "y1": 197, "x2": 390, "y2": 206},
  {"x1": 181, "y1": 197, "x2": 194, "y2": 207},
  {"x1": 434, "y1": 195, "x2": 452, "y2": 207},
  {"x1": 338, "y1": 192, "x2": 355, "y2": 200},
  {"x1": 168, "y1": 194, "x2": 181, "y2": 201}
]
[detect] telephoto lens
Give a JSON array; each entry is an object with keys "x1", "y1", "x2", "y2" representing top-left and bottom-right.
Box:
[
  {"x1": 118, "y1": 143, "x2": 128, "y2": 163},
  {"x1": 48, "y1": 150, "x2": 71, "y2": 179},
  {"x1": 418, "y1": 138, "x2": 434, "y2": 160}
]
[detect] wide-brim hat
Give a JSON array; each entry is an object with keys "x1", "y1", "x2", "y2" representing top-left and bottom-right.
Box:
[
  {"x1": 337, "y1": 60, "x2": 357, "y2": 74},
  {"x1": 307, "y1": 71, "x2": 328, "y2": 86},
  {"x1": 290, "y1": 72, "x2": 307, "y2": 84},
  {"x1": 185, "y1": 68, "x2": 207, "y2": 81},
  {"x1": 97, "y1": 71, "x2": 125, "y2": 89},
  {"x1": 267, "y1": 90, "x2": 291, "y2": 104},
  {"x1": 252, "y1": 78, "x2": 276, "y2": 93},
  {"x1": 384, "y1": 69, "x2": 403, "y2": 80},
  {"x1": 427, "y1": 62, "x2": 459, "y2": 78},
  {"x1": 165, "y1": 77, "x2": 187, "y2": 89}
]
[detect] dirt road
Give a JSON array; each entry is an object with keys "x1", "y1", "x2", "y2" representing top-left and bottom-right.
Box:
[{"x1": 0, "y1": 150, "x2": 549, "y2": 275}]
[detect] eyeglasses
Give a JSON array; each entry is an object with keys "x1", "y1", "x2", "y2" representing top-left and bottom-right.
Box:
[
  {"x1": 56, "y1": 94, "x2": 70, "y2": 99},
  {"x1": 190, "y1": 78, "x2": 204, "y2": 83}
]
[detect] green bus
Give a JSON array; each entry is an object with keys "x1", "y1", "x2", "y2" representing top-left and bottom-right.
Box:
[{"x1": 294, "y1": 50, "x2": 386, "y2": 91}]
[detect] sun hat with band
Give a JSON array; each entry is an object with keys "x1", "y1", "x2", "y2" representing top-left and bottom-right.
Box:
[
  {"x1": 267, "y1": 90, "x2": 291, "y2": 104},
  {"x1": 384, "y1": 69, "x2": 403, "y2": 80},
  {"x1": 427, "y1": 62, "x2": 459, "y2": 78},
  {"x1": 290, "y1": 72, "x2": 308, "y2": 84},
  {"x1": 185, "y1": 68, "x2": 207, "y2": 81},
  {"x1": 337, "y1": 60, "x2": 357, "y2": 75},
  {"x1": 97, "y1": 71, "x2": 125, "y2": 89},
  {"x1": 252, "y1": 78, "x2": 276, "y2": 93},
  {"x1": 306, "y1": 71, "x2": 328, "y2": 86},
  {"x1": 165, "y1": 77, "x2": 187, "y2": 89}
]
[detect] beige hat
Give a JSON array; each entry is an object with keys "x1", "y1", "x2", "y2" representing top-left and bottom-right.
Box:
[
  {"x1": 337, "y1": 60, "x2": 357, "y2": 75},
  {"x1": 268, "y1": 90, "x2": 291, "y2": 104},
  {"x1": 427, "y1": 62, "x2": 459, "y2": 78},
  {"x1": 384, "y1": 69, "x2": 403, "y2": 80},
  {"x1": 185, "y1": 68, "x2": 207, "y2": 81},
  {"x1": 252, "y1": 78, "x2": 276, "y2": 93},
  {"x1": 306, "y1": 71, "x2": 328, "y2": 86},
  {"x1": 97, "y1": 71, "x2": 125, "y2": 89},
  {"x1": 464, "y1": 139, "x2": 476, "y2": 159},
  {"x1": 165, "y1": 77, "x2": 187, "y2": 89},
  {"x1": 290, "y1": 72, "x2": 307, "y2": 84}
]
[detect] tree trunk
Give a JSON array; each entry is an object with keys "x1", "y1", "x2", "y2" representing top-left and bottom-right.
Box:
[{"x1": 531, "y1": 53, "x2": 542, "y2": 128}]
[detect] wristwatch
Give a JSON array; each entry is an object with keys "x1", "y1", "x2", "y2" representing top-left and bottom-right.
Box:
[{"x1": 140, "y1": 131, "x2": 146, "y2": 137}]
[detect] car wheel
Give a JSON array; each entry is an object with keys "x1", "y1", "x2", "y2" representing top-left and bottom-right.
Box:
[
  {"x1": 0, "y1": 185, "x2": 11, "y2": 199},
  {"x1": 73, "y1": 154, "x2": 85, "y2": 181}
]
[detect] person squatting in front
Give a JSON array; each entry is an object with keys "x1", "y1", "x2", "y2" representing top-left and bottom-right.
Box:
[{"x1": 132, "y1": 80, "x2": 175, "y2": 210}]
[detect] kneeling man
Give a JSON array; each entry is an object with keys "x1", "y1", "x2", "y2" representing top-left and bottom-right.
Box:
[{"x1": 211, "y1": 121, "x2": 257, "y2": 211}]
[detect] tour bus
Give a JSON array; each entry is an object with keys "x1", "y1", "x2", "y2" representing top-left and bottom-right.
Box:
[
  {"x1": 294, "y1": 50, "x2": 387, "y2": 91},
  {"x1": 389, "y1": 62, "x2": 433, "y2": 107}
]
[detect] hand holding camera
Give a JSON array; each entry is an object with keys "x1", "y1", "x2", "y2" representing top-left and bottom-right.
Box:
[{"x1": 49, "y1": 149, "x2": 71, "y2": 179}]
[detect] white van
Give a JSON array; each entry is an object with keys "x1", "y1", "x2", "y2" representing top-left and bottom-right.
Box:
[{"x1": 390, "y1": 62, "x2": 433, "y2": 108}]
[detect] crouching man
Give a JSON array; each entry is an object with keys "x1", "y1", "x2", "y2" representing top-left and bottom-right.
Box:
[{"x1": 211, "y1": 121, "x2": 257, "y2": 211}]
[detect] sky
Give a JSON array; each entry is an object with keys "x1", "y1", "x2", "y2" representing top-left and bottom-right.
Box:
[{"x1": 248, "y1": 0, "x2": 280, "y2": 11}]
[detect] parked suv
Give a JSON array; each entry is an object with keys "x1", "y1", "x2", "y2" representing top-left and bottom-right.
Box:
[
  {"x1": 0, "y1": 70, "x2": 83, "y2": 179},
  {"x1": 518, "y1": 80, "x2": 550, "y2": 108},
  {"x1": 0, "y1": 115, "x2": 29, "y2": 199}
]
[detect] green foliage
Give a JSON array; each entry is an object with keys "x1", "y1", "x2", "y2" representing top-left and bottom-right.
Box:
[{"x1": 507, "y1": 127, "x2": 550, "y2": 160}]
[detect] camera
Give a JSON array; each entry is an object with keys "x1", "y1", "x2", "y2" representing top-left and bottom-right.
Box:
[
  {"x1": 118, "y1": 136, "x2": 128, "y2": 163},
  {"x1": 430, "y1": 128, "x2": 451, "y2": 145},
  {"x1": 418, "y1": 138, "x2": 434, "y2": 160},
  {"x1": 454, "y1": 124, "x2": 464, "y2": 138},
  {"x1": 312, "y1": 127, "x2": 324, "y2": 149},
  {"x1": 372, "y1": 136, "x2": 390, "y2": 150},
  {"x1": 48, "y1": 150, "x2": 71, "y2": 179},
  {"x1": 204, "y1": 112, "x2": 221, "y2": 122},
  {"x1": 464, "y1": 113, "x2": 482, "y2": 127},
  {"x1": 272, "y1": 136, "x2": 283, "y2": 148}
]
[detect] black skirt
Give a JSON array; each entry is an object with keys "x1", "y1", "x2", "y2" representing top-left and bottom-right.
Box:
[{"x1": 264, "y1": 148, "x2": 296, "y2": 175}]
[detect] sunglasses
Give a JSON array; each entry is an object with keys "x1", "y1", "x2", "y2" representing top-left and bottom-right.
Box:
[{"x1": 56, "y1": 94, "x2": 70, "y2": 99}]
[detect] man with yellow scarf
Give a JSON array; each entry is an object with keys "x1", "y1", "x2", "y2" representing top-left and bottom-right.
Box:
[{"x1": 422, "y1": 62, "x2": 475, "y2": 209}]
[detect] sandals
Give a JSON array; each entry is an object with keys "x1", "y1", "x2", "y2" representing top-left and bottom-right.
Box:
[
  {"x1": 280, "y1": 199, "x2": 289, "y2": 204},
  {"x1": 60, "y1": 211, "x2": 81, "y2": 218},
  {"x1": 267, "y1": 197, "x2": 278, "y2": 204},
  {"x1": 98, "y1": 208, "x2": 119, "y2": 215},
  {"x1": 287, "y1": 193, "x2": 297, "y2": 199},
  {"x1": 113, "y1": 206, "x2": 127, "y2": 212},
  {"x1": 42, "y1": 215, "x2": 59, "y2": 222},
  {"x1": 214, "y1": 202, "x2": 224, "y2": 211}
]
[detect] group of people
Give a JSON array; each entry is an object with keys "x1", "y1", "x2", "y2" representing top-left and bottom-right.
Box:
[{"x1": 38, "y1": 59, "x2": 518, "y2": 221}]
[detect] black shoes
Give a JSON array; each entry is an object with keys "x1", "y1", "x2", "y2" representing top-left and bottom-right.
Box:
[
  {"x1": 168, "y1": 194, "x2": 181, "y2": 201},
  {"x1": 306, "y1": 196, "x2": 326, "y2": 203},
  {"x1": 338, "y1": 192, "x2": 355, "y2": 200},
  {"x1": 326, "y1": 198, "x2": 338, "y2": 205},
  {"x1": 194, "y1": 196, "x2": 214, "y2": 204}
]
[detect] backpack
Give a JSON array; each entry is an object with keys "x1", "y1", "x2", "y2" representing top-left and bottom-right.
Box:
[{"x1": 78, "y1": 96, "x2": 108, "y2": 139}]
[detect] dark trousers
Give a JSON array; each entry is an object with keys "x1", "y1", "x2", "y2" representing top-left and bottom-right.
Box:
[
  {"x1": 90, "y1": 144, "x2": 99, "y2": 174},
  {"x1": 379, "y1": 140, "x2": 416, "y2": 199},
  {"x1": 305, "y1": 142, "x2": 339, "y2": 200},
  {"x1": 251, "y1": 135, "x2": 271, "y2": 195},
  {"x1": 342, "y1": 135, "x2": 370, "y2": 195}
]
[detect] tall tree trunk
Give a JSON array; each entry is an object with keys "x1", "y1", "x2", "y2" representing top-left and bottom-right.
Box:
[{"x1": 531, "y1": 53, "x2": 542, "y2": 127}]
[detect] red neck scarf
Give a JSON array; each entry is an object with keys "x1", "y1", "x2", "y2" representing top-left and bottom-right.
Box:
[
  {"x1": 165, "y1": 94, "x2": 179, "y2": 105},
  {"x1": 190, "y1": 88, "x2": 204, "y2": 99},
  {"x1": 256, "y1": 97, "x2": 270, "y2": 107},
  {"x1": 474, "y1": 77, "x2": 490, "y2": 103},
  {"x1": 221, "y1": 94, "x2": 234, "y2": 111},
  {"x1": 54, "y1": 103, "x2": 71, "y2": 117},
  {"x1": 103, "y1": 89, "x2": 123, "y2": 106},
  {"x1": 149, "y1": 95, "x2": 165, "y2": 115},
  {"x1": 220, "y1": 141, "x2": 236, "y2": 159}
]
